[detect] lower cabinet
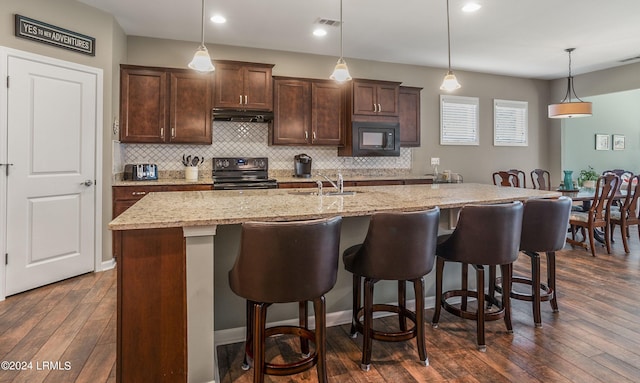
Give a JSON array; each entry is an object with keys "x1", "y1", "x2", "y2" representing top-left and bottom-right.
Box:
[{"x1": 112, "y1": 184, "x2": 212, "y2": 259}]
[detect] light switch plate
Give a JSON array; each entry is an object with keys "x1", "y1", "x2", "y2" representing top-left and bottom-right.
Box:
[{"x1": 430, "y1": 157, "x2": 440, "y2": 166}]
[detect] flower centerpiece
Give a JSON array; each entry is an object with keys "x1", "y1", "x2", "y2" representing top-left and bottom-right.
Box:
[{"x1": 578, "y1": 166, "x2": 598, "y2": 188}]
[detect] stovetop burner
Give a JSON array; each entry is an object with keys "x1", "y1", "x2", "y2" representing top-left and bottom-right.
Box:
[{"x1": 212, "y1": 157, "x2": 277, "y2": 190}]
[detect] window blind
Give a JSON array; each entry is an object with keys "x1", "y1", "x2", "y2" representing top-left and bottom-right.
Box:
[
  {"x1": 440, "y1": 95, "x2": 479, "y2": 145},
  {"x1": 494, "y1": 99, "x2": 528, "y2": 146}
]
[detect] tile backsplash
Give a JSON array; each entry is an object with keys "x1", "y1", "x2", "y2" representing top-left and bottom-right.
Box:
[{"x1": 116, "y1": 121, "x2": 412, "y2": 175}]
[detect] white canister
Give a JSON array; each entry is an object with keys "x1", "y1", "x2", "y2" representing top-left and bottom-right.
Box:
[{"x1": 185, "y1": 166, "x2": 198, "y2": 181}]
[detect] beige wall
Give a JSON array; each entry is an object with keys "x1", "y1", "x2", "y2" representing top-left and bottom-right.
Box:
[
  {"x1": 1, "y1": 0, "x2": 127, "y2": 263},
  {"x1": 127, "y1": 36, "x2": 552, "y2": 184}
]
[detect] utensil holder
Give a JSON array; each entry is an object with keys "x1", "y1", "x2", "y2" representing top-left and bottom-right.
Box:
[{"x1": 185, "y1": 166, "x2": 198, "y2": 181}]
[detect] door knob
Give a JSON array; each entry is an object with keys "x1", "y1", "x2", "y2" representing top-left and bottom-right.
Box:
[{"x1": 81, "y1": 180, "x2": 94, "y2": 187}]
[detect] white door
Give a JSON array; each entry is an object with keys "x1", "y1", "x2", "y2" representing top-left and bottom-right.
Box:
[{"x1": 4, "y1": 53, "x2": 99, "y2": 296}]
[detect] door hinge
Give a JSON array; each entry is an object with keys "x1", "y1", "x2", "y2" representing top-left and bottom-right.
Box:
[
  {"x1": 6, "y1": 76, "x2": 9, "y2": 88},
  {"x1": 5, "y1": 253, "x2": 7, "y2": 265}
]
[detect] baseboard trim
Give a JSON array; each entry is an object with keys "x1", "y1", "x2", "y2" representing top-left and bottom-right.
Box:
[
  {"x1": 215, "y1": 296, "x2": 438, "y2": 346},
  {"x1": 101, "y1": 258, "x2": 116, "y2": 271}
]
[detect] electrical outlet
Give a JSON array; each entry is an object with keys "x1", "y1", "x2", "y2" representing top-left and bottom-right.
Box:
[{"x1": 430, "y1": 157, "x2": 440, "y2": 166}]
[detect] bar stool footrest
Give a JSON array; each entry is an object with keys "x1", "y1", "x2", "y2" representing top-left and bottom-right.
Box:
[
  {"x1": 252, "y1": 325, "x2": 318, "y2": 376},
  {"x1": 442, "y1": 290, "x2": 505, "y2": 321},
  {"x1": 495, "y1": 276, "x2": 554, "y2": 302},
  {"x1": 354, "y1": 303, "x2": 417, "y2": 342}
]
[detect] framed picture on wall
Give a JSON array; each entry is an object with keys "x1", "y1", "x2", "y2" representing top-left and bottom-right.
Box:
[
  {"x1": 595, "y1": 134, "x2": 609, "y2": 150},
  {"x1": 613, "y1": 134, "x2": 625, "y2": 150}
]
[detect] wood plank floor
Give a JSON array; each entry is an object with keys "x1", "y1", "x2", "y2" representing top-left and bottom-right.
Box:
[{"x1": 2, "y1": 229, "x2": 640, "y2": 382}]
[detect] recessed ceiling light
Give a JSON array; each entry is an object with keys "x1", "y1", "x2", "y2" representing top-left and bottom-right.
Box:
[
  {"x1": 210, "y1": 14, "x2": 226, "y2": 24},
  {"x1": 462, "y1": 2, "x2": 481, "y2": 12},
  {"x1": 313, "y1": 28, "x2": 327, "y2": 37}
]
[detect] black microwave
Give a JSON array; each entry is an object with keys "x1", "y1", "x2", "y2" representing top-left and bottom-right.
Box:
[{"x1": 349, "y1": 121, "x2": 400, "y2": 157}]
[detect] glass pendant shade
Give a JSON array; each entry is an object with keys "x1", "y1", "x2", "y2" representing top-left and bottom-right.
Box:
[
  {"x1": 189, "y1": 0, "x2": 214, "y2": 73},
  {"x1": 188, "y1": 45, "x2": 215, "y2": 72},
  {"x1": 330, "y1": 58, "x2": 352, "y2": 82},
  {"x1": 440, "y1": 71, "x2": 461, "y2": 91}
]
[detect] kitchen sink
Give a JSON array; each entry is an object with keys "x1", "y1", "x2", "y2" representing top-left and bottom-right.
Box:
[{"x1": 286, "y1": 190, "x2": 358, "y2": 196}]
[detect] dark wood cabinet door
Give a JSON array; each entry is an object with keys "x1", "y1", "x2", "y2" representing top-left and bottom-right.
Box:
[
  {"x1": 244, "y1": 65, "x2": 273, "y2": 110},
  {"x1": 214, "y1": 61, "x2": 274, "y2": 110},
  {"x1": 399, "y1": 86, "x2": 422, "y2": 147},
  {"x1": 214, "y1": 62, "x2": 245, "y2": 108},
  {"x1": 352, "y1": 81, "x2": 377, "y2": 115},
  {"x1": 352, "y1": 80, "x2": 400, "y2": 117},
  {"x1": 272, "y1": 78, "x2": 311, "y2": 145},
  {"x1": 311, "y1": 81, "x2": 345, "y2": 146},
  {"x1": 376, "y1": 84, "x2": 400, "y2": 116},
  {"x1": 120, "y1": 67, "x2": 167, "y2": 143},
  {"x1": 169, "y1": 71, "x2": 213, "y2": 144}
]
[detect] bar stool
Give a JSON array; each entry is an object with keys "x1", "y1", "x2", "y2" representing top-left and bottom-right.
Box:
[
  {"x1": 228, "y1": 216, "x2": 342, "y2": 383},
  {"x1": 343, "y1": 208, "x2": 440, "y2": 370},
  {"x1": 491, "y1": 197, "x2": 572, "y2": 327},
  {"x1": 431, "y1": 202, "x2": 523, "y2": 351}
]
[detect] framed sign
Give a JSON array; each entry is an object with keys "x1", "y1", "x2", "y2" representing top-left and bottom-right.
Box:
[
  {"x1": 15, "y1": 14, "x2": 95, "y2": 56},
  {"x1": 613, "y1": 134, "x2": 625, "y2": 150},
  {"x1": 595, "y1": 134, "x2": 609, "y2": 150}
]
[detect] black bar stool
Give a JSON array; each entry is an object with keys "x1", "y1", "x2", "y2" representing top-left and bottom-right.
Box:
[
  {"x1": 491, "y1": 197, "x2": 572, "y2": 327},
  {"x1": 431, "y1": 202, "x2": 523, "y2": 351},
  {"x1": 228, "y1": 216, "x2": 342, "y2": 383},
  {"x1": 343, "y1": 208, "x2": 440, "y2": 370}
]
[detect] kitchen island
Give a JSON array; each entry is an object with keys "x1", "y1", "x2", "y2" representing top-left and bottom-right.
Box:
[{"x1": 109, "y1": 183, "x2": 559, "y2": 383}]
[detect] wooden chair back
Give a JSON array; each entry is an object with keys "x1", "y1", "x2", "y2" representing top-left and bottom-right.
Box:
[
  {"x1": 589, "y1": 174, "x2": 620, "y2": 221},
  {"x1": 530, "y1": 169, "x2": 551, "y2": 190},
  {"x1": 493, "y1": 171, "x2": 520, "y2": 187},
  {"x1": 620, "y1": 175, "x2": 640, "y2": 223},
  {"x1": 508, "y1": 169, "x2": 527, "y2": 188}
]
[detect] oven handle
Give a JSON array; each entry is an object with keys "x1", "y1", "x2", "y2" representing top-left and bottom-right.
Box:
[{"x1": 213, "y1": 183, "x2": 277, "y2": 190}]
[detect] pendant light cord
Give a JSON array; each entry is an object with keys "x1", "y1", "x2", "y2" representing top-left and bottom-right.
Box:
[
  {"x1": 340, "y1": 0, "x2": 344, "y2": 59},
  {"x1": 446, "y1": 0, "x2": 452, "y2": 72},
  {"x1": 199, "y1": 0, "x2": 205, "y2": 47}
]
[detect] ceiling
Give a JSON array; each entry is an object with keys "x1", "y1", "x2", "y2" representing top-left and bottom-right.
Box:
[{"x1": 78, "y1": 0, "x2": 640, "y2": 80}]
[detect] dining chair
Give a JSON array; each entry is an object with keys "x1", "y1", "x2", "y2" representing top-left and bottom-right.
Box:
[
  {"x1": 609, "y1": 174, "x2": 640, "y2": 253},
  {"x1": 509, "y1": 169, "x2": 527, "y2": 188},
  {"x1": 530, "y1": 169, "x2": 551, "y2": 190},
  {"x1": 493, "y1": 171, "x2": 520, "y2": 187},
  {"x1": 567, "y1": 174, "x2": 620, "y2": 257}
]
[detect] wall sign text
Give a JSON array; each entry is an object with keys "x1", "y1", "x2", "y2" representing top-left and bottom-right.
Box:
[{"x1": 15, "y1": 14, "x2": 95, "y2": 56}]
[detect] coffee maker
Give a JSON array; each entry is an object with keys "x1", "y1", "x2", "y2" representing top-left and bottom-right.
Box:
[{"x1": 293, "y1": 154, "x2": 312, "y2": 178}]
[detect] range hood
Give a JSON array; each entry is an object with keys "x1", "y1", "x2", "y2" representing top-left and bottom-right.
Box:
[{"x1": 212, "y1": 108, "x2": 273, "y2": 122}]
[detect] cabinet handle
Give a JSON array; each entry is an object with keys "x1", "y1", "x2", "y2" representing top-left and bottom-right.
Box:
[
  {"x1": 132, "y1": 191, "x2": 147, "y2": 196},
  {"x1": 312, "y1": 131, "x2": 316, "y2": 141},
  {"x1": 171, "y1": 128, "x2": 175, "y2": 137},
  {"x1": 378, "y1": 103, "x2": 382, "y2": 113},
  {"x1": 160, "y1": 128, "x2": 164, "y2": 137},
  {"x1": 305, "y1": 131, "x2": 308, "y2": 140},
  {"x1": 239, "y1": 95, "x2": 243, "y2": 104},
  {"x1": 244, "y1": 95, "x2": 248, "y2": 104},
  {"x1": 373, "y1": 104, "x2": 377, "y2": 113}
]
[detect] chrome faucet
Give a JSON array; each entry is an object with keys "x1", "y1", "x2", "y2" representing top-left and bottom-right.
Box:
[{"x1": 319, "y1": 173, "x2": 344, "y2": 194}]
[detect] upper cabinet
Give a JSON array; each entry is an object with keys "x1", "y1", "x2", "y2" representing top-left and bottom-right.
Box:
[
  {"x1": 213, "y1": 60, "x2": 274, "y2": 111},
  {"x1": 351, "y1": 79, "x2": 401, "y2": 117},
  {"x1": 271, "y1": 77, "x2": 345, "y2": 146},
  {"x1": 120, "y1": 65, "x2": 213, "y2": 144},
  {"x1": 399, "y1": 86, "x2": 422, "y2": 147}
]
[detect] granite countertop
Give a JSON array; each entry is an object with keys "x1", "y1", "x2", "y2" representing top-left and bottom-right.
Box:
[{"x1": 109, "y1": 183, "x2": 560, "y2": 231}]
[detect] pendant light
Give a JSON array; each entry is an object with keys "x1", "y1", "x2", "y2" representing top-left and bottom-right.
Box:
[
  {"x1": 330, "y1": 0, "x2": 352, "y2": 82},
  {"x1": 440, "y1": 0, "x2": 461, "y2": 91},
  {"x1": 188, "y1": 0, "x2": 215, "y2": 73},
  {"x1": 548, "y1": 48, "x2": 592, "y2": 118}
]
